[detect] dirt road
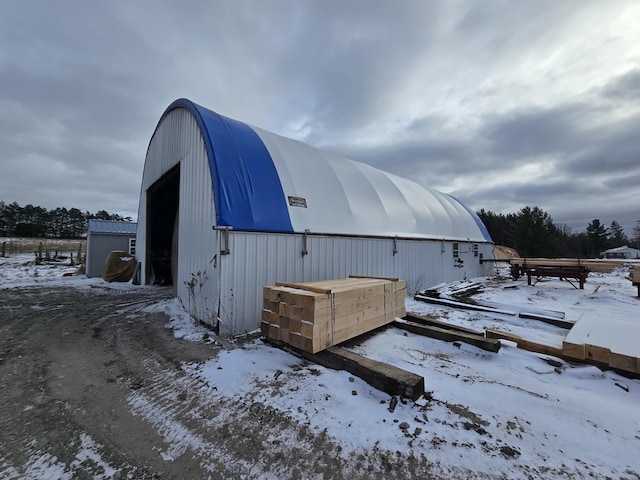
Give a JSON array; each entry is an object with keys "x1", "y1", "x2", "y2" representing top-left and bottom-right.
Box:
[
  {"x1": 0, "y1": 284, "x2": 443, "y2": 479},
  {"x1": 0, "y1": 284, "x2": 220, "y2": 478}
]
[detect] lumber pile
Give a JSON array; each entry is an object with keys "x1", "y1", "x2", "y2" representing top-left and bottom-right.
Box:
[
  {"x1": 262, "y1": 276, "x2": 407, "y2": 354},
  {"x1": 562, "y1": 314, "x2": 640, "y2": 376},
  {"x1": 510, "y1": 258, "x2": 621, "y2": 273}
]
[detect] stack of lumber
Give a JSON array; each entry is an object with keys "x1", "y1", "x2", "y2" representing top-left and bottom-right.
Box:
[
  {"x1": 262, "y1": 276, "x2": 407, "y2": 354},
  {"x1": 510, "y1": 258, "x2": 621, "y2": 273},
  {"x1": 562, "y1": 314, "x2": 640, "y2": 375}
]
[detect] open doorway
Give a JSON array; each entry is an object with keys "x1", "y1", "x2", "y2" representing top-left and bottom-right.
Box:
[{"x1": 146, "y1": 164, "x2": 179, "y2": 289}]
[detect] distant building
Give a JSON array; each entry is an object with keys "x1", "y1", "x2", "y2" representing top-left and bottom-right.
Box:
[
  {"x1": 600, "y1": 245, "x2": 640, "y2": 260},
  {"x1": 86, "y1": 220, "x2": 137, "y2": 278}
]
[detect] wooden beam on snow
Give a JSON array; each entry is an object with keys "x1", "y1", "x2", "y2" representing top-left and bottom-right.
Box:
[
  {"x1": 413, "y1": 295, "x2": 574, "y2": 329},
  {"x1": 394, "y1": 318, "x2": 501, "y2": 353},
  {"x1": 403, "y1": 313, "x2": 485, "y2": 336},
  {"x1": 294, "y1": 345, "x2": 425, "y2": 401},
  {"x1": 486, "y1": 328, "x2": 564, "y2": 358}
]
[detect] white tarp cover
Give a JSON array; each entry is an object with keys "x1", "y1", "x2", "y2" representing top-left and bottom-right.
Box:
[{"x1": 253, "y1": 125, "x2": 491, "y2": 242}]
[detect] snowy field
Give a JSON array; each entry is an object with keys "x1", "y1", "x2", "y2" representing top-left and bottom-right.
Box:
[{"x1": 1, "y1": 253, "x2": 639, "y2": 478}]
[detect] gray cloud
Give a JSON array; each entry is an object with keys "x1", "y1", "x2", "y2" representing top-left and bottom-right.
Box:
[
  {"x1": 602, "y1": 69, "x2": 640, "y2": 101},
  {"x1": 481, "y1": 105, "x2": 587, "y2": 158}
]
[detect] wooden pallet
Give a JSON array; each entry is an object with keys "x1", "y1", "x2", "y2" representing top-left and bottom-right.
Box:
[{"x1": 262, "y1": 276, "x2": 407, "y2": 354}]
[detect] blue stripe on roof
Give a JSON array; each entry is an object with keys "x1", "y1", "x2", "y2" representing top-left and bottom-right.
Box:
[
  {"x1": 447, "y1": 194, "x2": 494, "y2": 243},
  {"x1": 164, "y1": 99, "x2": 293, "y2": 232}
]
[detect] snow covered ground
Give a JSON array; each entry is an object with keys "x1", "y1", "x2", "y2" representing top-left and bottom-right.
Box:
[{"x1": 2, "y1": 253, "x2": 639, "y2": 478}]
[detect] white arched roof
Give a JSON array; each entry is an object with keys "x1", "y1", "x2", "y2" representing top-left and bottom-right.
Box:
[
  {"x1": 253, "y1": 126, "x2": 490, "y2": 242},
  {"x1": 158, "y1": 99, "x2": 492, "y2": 243}
]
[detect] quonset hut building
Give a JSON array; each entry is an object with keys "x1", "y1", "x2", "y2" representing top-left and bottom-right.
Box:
[{"x1": 136, "y1": 99, "x2": 493, "y2": 336}]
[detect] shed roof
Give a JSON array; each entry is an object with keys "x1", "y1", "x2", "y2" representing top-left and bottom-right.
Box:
[
  {"x1": 87, "y1": 219, "x2": 137, "y2": 235},
  {"x1": 160, "y1": 99, "x2": 492, "y2": 243}
]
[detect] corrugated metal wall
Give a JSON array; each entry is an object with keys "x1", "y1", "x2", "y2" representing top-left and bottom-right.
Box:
[
  {"x1": 217, "y1": 231, "x2": 494, "y2": 335},
  {"x1": 136, "y1": 108, "x2": 219, "y2": 324}
]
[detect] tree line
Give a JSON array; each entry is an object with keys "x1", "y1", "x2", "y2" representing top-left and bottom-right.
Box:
[
  {"x1": 477, "y1": 206, "x2": 640, "y2": 258},
  {"x1": 0, "y1": 201, "x2": 133, "y2": 239}
]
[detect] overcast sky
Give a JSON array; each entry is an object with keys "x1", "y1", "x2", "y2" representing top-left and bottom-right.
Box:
[{"x1": 2, "y1": 1, "x2": 639, "y2": 235}]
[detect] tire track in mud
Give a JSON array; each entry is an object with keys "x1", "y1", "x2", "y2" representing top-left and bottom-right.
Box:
[
  {"x1": 124, "y1": 358, "x2": 446, "y2": 479},
  {"x1": 0, "y1": 284, "x2": 214, "y2": 478}
]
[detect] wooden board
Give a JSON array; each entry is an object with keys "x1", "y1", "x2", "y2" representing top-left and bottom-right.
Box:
[
  {"x1": 562, "y1": 340, "x2": 585, "y2": 361},
  {"x1": 584, "y1": 344, "x2": 610, "y2": 365},
  {"x1": 404, "y1": 313, "x2": 485, "y2": 336},
  {"x1": 486, "y1": 328, "x2": 563, "y2": 358},
  {"x1": 395, "y1": 319, "x2": 501, "y2": 353},
  {"x1": 609, "y1": 352, "x2": 638, "y2": 374}
]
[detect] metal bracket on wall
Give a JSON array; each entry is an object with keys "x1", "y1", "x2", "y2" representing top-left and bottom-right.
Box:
[
  {"x1": 213, "y1": 225, "x2": 232, "y2": 255},
  {"x1": 302, "y1": 229, "x2": 310, "y2": 257},
  {"x1": 393, "y1": 236, "x2": 398, "y2": 256}
]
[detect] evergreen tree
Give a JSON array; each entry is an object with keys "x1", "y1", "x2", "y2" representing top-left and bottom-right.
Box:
[
  {"x1": 632, "y1": 220, "x2": 640, "y2": 249},
  {"x1": 510, "y1": 206, "x2": 561, "y2": 257},
  {"x1": 586, "y1": 219, "x2": 609, "y2": 257},
  {"x1": 0, "y1": 201, "x2": 6, "y2": 236},
  {"x1": 608, "y1": 220, "x2": 628, "y2": 247},
  {"x1": 476, "y1": 209, "x2": 512, "y2": 246},
  {"x1": 93, "y1": 210, "x2": 111, "y2": 220},
  {"x1": 0, "y1": 201, "x2": 132, "y2": 238}
]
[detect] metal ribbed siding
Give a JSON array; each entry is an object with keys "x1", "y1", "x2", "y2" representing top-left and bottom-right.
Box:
[
  {"x1": 136, "y1": 108, "x2": 219, "y2": 322},
  {"x1": 217, "y1": 231, "x2": 493, "y2": 335}
]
